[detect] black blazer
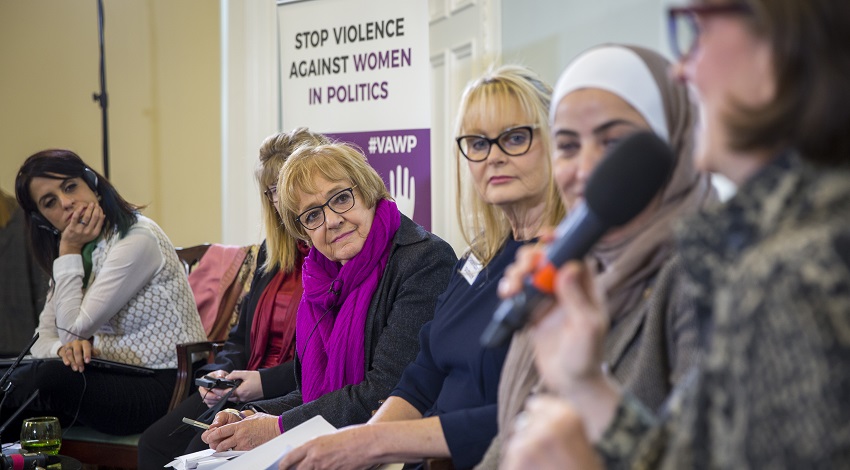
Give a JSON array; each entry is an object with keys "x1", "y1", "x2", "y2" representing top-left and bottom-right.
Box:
[{"x1": 251, "y1": 215, "x2": 457, "y2": 430}]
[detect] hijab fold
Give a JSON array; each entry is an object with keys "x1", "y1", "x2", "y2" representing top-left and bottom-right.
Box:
[{"x1": 494, "y1": 46, "x2": 717, "y2": 448}]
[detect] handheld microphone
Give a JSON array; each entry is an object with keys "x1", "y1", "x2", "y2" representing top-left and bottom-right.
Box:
[
  {"x1": 0, "y1": 453, "x2": 61, "y2": 470},
  {"x1": 480, "y1": 131, "x2": 674, "y2": 347}
]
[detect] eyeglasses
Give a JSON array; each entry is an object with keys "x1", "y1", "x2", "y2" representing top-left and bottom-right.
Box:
[
  {"x1": 264, "y1": 185, "x2": 278, "y2": 203},
  {"x1": 295, "y1": 186, "x2": 357, "y2": 230},
  {"x1": 456, "y1": 125, "x2": 537, "y2": 162},
  {"x1": 668, "y1": 4, "x2": 752, "y2": 59}
]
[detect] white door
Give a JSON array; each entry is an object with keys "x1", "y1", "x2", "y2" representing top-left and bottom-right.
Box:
[{"x1": 428, "y1": 0, "x2": 501, "y2": 255}]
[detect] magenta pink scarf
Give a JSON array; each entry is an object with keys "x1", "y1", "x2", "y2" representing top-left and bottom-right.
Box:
[{"x1": 297, "y1": 199, "x2": 401, "y2": 403}]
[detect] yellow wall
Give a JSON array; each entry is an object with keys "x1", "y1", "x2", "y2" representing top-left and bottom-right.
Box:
[{"x1": 0, "y1": 0, "x2": 221, "y2": 247}]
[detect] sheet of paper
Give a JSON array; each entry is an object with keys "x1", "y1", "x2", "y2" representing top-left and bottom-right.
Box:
[
  {"x1": 212, "y1": 415, "x2": 405, "y2": 470},
  {"x1": 216, "y1": 415, "x2": 336, "y2": 470},
  {"x1": 165, "y1": 449, "x2": 215, "y2": 470}
]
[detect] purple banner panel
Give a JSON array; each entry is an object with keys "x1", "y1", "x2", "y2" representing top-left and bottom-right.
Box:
[{"x1": 326, "y1": 128, "x2": 431, "y2": 231}]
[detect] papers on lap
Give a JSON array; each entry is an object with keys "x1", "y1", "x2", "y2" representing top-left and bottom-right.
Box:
[{"x1": 166, "y1": 416, "x2": 403, "y2": 470}]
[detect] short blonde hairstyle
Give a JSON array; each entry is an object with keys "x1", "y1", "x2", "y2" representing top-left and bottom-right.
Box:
[
  {"x1": 454, "y1": 65, "x2": 565, "y2": 265},
  {"x1": 256, "y1": 128, "x2": 331, "y2": 273},
  {"x1": 278, "y1": 143, "x2": 391, "y2": 242}
]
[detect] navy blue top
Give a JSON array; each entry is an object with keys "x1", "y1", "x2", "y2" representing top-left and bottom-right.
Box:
[{"x1": 390, "y1": 238, "x2": 528, "y2": 469}]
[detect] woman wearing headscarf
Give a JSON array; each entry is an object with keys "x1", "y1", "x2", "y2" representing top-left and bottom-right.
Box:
[{"x1": 476, "y1": 44, "x2": 715, "y2": 468}]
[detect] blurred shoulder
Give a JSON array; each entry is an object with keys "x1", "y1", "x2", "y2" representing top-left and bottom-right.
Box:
[{"x1": 391, "y1": 215, "x2": 458, "y2": 266}]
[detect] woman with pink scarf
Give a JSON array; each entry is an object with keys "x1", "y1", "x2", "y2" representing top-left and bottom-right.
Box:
[{"x1": 202, "y1": 142, "x2": 456, "y2": 451}]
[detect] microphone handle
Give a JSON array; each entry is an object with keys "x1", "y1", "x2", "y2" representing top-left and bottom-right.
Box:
[
  {"x1": 480, "y1": 206, "x2": 609, "y2": 348},
  {"x1": 0, "y1": 453, "x2": 59, "y2": 470},
  {"x1": 480, "y1": 282, "x2": 549, "y2": 348}
]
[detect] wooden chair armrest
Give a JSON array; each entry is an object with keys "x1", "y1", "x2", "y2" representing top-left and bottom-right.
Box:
[
  {"x1": 169, "y1": 341, "x2": 225, "y2": 411},
  {"x1": 175, "y1": 243, "x2": 211, "y2": 275},
  {"x1": 424, "y1": 458, "x2": 454, "y2": 470}
]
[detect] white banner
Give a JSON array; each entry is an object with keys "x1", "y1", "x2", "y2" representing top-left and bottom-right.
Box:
[{"x1": 278, "y1": 0, "x2": 432, "y2": 228}]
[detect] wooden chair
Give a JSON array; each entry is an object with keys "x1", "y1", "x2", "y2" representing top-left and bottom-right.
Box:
[
  {"x1": 176, "y1": 243, "x2": 212, "y2": 275},
  {"x1": 60, "y1": 244, "x2": 256, "y2": 470},
  {"x1": 425, "y1": 459, "x2": 455, "y2": 470}
]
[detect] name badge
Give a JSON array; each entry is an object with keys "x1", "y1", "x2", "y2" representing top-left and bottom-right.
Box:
[{"x1": 460, "y1": 253, "x2": 483, "y2": 285}]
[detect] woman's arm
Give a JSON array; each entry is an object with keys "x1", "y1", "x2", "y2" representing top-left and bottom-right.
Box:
[
  {"x1": 277, "y1": 398, "x2": 449, "y2": 470},
  {"x1": 30, "y1": 289, "x2": 62, "y2": 358},
  {"x1": 369, "y1": 395, "x2": 422, "y2": 423},
  {"x1": 52, "y1": 224, "x2": 163, "y2": 342}
]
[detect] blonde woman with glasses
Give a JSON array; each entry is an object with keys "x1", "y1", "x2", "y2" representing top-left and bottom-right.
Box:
[{"x1": 274, "y1": 65, "x2": 564, "y2": 470}]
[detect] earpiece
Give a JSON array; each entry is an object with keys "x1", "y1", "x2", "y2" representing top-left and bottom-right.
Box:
[
  {"x1": 31, "y1": 212, "x2": 59, "y2": 235},
  {"x1": 27, "y1": 168, "x2": 98, "y2": 236},
  {"x1": 82, "y1": 167, "x2": 99, "y2": 192}
]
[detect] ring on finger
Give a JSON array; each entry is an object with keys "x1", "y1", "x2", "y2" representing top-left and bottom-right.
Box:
[
  {"x1": 79, "y1": 219, "x2": 88, "y2": 226},
  {"x1": 222, "y1": 408, "x2": 245, "y2": 419}
]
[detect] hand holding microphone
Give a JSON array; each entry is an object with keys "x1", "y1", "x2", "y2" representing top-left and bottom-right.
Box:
[{"x1": 480, "y1": 131, "x2": 674, "y2": 347}]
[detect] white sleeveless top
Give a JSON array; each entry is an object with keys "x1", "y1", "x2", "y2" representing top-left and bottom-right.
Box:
[{"x1": 32, "y1": 215, "x2": 206, "y2": 369}]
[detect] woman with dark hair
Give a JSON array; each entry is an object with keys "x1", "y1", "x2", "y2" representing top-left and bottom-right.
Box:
[
  {"x1": 0, "y1": 149, "x2": 206, "y2": 441},
  {"x1": 502, "y1": 0, "x2": 850, "y2": 468},
  {"x1": 137, "y1": 128, "x2": 332, "y2": 469}
]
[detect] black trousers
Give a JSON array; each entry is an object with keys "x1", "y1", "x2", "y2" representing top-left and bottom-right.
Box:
[
  {"x1": 0, "y1": 359, "x2": 175, "y2": 443},
  {"x1": 137, "y1": 391, "x2": 234, "y2": 470}
]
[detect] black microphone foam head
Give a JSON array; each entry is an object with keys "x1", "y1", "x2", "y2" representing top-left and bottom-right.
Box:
[{"x1": 584, "y1": 131, "x2": 674, "y2": 226}]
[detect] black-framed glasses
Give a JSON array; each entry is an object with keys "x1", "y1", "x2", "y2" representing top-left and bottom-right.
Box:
[
  {"x1": 295, "y1": 186, "x2": 357, "y2": 230},
  {"x1": 456, "y1": 125, "x2": 537, "y2": 162},
  {"x1": 264, "y1": 185, "x2": 278, "y2": 203},
  {"x1": 668, "y1": 4, "x2": 752, "y2": 59}
]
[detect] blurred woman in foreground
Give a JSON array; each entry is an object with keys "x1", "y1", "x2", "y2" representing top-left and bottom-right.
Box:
[{"x1": 503, "y1": 0, "x2": 850, "y2": 468}]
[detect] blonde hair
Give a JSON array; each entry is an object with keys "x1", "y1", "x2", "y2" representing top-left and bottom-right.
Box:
[
  {"x1": 454, "y1": 65, "x2": 565, "y2": 265},
  {"x1": 256, "y1": 128, "x2": 331, "y2": 272},
  {"x1": 278, "y1": 143, "x2": 391, "y2": 242}
]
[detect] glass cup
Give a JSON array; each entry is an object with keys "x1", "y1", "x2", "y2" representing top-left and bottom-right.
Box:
[{"x1": 20, "y1": 416, "x2": 62, "y2": 455}]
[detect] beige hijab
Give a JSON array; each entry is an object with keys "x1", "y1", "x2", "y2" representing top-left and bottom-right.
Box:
[
  {"x1": 552, "y1": 44, "x2": 716, "y2": 321},
  {"x1": 483, "y1": 45, "x2": 716, "y2": 469}
]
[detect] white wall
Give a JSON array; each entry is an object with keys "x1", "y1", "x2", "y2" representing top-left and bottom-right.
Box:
[
  {"x1": 499, "y1": 0, "x2": 737, "y2": 200},
  {"x1": 501, "y1": 0, "x2": 671, "y2": 86}
]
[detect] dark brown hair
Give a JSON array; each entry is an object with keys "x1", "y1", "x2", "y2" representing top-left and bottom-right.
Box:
[
  {"x1": 727, "y1": 0, "x2": 850, "y2": 164},
  {"x1": 15, "y1": 149, "x2": 141, "y2": 276}
]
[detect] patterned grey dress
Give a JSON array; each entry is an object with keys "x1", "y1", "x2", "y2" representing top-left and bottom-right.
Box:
[{"x1": 598, "y1": 151, "x2": 850, "y2": 469}]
